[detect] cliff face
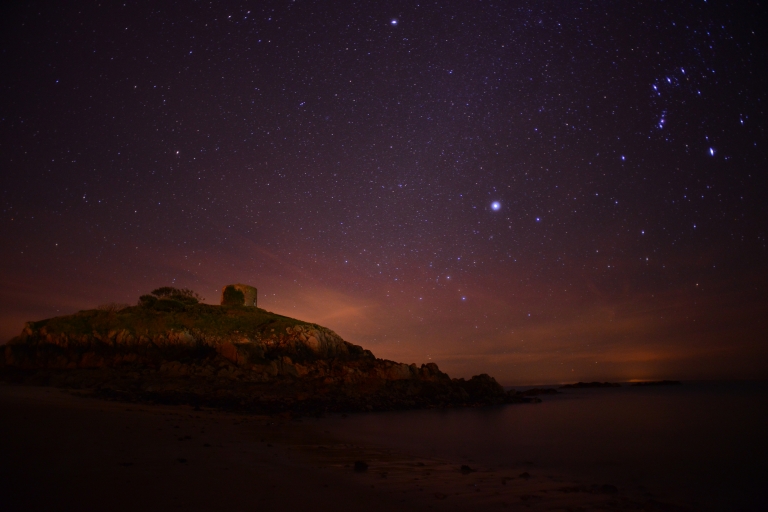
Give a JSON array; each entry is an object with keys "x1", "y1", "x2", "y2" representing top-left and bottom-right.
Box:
[{"x1": 2, "y1": 305, "x2": 533, "y2": 413}]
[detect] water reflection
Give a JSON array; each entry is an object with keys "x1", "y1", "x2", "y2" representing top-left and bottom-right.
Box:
[{"x1": 315, "y1": 382, "x2": 768, "y2": 511}]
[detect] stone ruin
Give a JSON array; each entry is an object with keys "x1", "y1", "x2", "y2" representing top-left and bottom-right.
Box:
[{"x1": 220, "y1": 284, "x2": 257, "y2": 307}]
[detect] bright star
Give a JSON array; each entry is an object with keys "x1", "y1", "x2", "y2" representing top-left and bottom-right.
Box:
[
  {"x1": 491, "y1": 201, "x2": 501, "y2": 211},
  {"x1": 390, "y1": 18, "x2": 398, "y2": 26},
  {"x1": 709, "y1": 148, "x2": 715, "y2": 156}
]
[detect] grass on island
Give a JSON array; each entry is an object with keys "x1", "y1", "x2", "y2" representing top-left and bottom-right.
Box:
[
  {"x1": 26, "y1": 304, "x2": 316, "y2": 341},
  {"x1": 22, "y1": 286, "x2": 321, "y2": 340}
]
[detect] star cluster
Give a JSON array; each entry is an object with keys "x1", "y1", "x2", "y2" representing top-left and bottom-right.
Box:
[{"x1": 1, "y1": 1, "x2": 766, "y2": 383}]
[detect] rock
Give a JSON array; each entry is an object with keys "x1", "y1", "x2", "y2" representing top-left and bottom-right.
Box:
[
  {"x1": 380, "y1": 362, "x2": 413, "y2": 380},
  {"x1": 1, "y1": 297, "x2": 544, "y2": 414},
  {"x1": 217, "y1": 342, "x2": 239, "y2": 364},
  {"x1": 354, "y1": 460, "x2": 368, "y2": 472},
  {"x1": 305, "y1": 335, "x2": 319, "y2": 351},
  {"x1": 220, "y1": 284, "x2": 257, "y2": 306},
  {"x1": 453, "y1": 374, "x2": 505, "y2": 401},
  {"x1": 279, "y1": 359, "x2": 299, "y2": 378},
  {"x1": 460, "y1": 465, "x2": 475, "y2": 474}
]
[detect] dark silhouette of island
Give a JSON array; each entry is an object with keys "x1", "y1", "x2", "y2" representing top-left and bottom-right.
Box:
[
  {"x1": 1, "y1": 285, "x2": 542, "y2": 413},
  {"x1": 630, "y1": 380, "x2": 682, "y2": 386},
  {"x1": 560, "y1": 382, "x2": 622, "y2": 389}
]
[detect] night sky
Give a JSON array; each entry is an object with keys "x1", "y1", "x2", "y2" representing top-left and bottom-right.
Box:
[{"x1": 2, "y1": 1, "x2": 766, "y2": 384}]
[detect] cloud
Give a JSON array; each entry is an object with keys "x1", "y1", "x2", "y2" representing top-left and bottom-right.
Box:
[{"x1": 2, "y1": 213, "x2": 766, "y2": 385}]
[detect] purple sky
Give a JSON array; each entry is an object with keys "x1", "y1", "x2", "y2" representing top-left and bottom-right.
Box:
[{"x1": 1, "y1": 1, "x2": 766, "y2": 384}]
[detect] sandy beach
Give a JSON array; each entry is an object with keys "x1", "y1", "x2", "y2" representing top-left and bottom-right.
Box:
[{"x1": 0, "y1": 383, "x2": 698, "y2": 512}]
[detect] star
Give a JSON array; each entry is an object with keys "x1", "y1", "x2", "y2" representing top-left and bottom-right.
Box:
[{"x1": 1, "y1": 0, "x2": 764, "y2": 390}]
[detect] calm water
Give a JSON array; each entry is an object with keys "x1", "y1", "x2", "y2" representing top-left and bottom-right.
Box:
[{"x1": 316, "y1": 381, "x2": 768, "y2": 511}]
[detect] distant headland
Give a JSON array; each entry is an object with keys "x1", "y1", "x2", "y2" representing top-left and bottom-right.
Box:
[{"x1": 630, "y1": 380, "x2": 682, "y2": 386}]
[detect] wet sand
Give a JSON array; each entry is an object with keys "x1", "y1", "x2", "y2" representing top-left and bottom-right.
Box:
[{"x1": 0, "y1": 383, "x2": 691, "y2": 511}]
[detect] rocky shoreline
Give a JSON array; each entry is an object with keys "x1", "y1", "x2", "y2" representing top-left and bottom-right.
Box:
[{"x1": 1, "y1": 303, "x2": 540, "y2": 414}]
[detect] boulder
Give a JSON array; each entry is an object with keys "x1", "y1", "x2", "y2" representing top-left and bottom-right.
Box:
[{"x1": 453, "y1": 374, "x2": 505, "y2": 401}]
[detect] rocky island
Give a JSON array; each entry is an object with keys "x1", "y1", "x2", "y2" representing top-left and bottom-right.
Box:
[{"x1": 1, "y1": 285, "x2": 537, "y2": 414}]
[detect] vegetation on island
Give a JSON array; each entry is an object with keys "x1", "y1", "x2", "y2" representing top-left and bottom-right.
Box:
[
  {"x1": 2, "y1": 286, "x2": 542, "y2": 414},
  {"x1": 26, "y1": 287, "x2": 312, "y2": 344},
  {"x1": 137, "y1": 286, "x2": 205, "y2": 311}
]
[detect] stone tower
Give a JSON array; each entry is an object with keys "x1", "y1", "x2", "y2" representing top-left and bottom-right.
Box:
[{"x1": 220, "y1": 284, "x2": 257, "y2": 307}]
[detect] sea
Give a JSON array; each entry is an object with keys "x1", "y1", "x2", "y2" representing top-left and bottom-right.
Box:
[{"x1": 315, "y1": 381, "x2": 768, "y2": 511}]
